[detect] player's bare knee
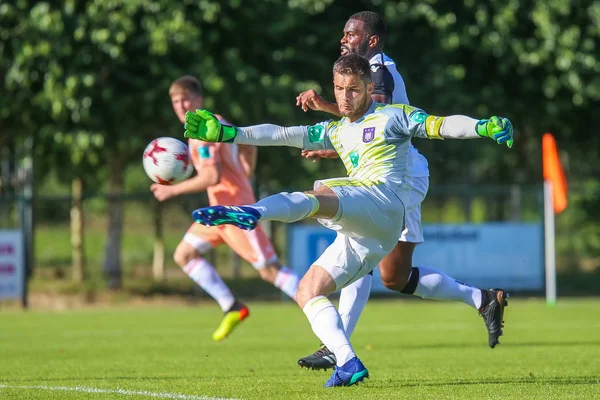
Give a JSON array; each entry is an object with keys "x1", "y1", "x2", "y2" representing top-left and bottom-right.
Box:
[
  {"x1": 296, "y1": 279, "x2": 314, "y2": 308},
  {"x1": 379, "y1": 261, "x2": 412, "y2": 292},
  {"x1": 379, "y1": 242, "x2": 415, "y2": 291},
  {"x1": 296, "y1": 283, "x2": 309, "y2": 308},
  {"x1": 296, "y1": 265, "x2": 336, "y2": 307},
  {"x1": 254, "y1": 259, "x2": 280, "y2": 283},
  {"x1": 296, "y1": 276, "x2": 324, "y2": 308},
  {"x1": 173, "y1": 243, "x2": 196, "y2": 267},
  {"x1": 172, "y1": 250, "x2": 190, "y2": 268},
  {"x1": 381, "y1": 275, "x2": 405, "y2": 292},
  {"x1": 257, "y1": 266, "x2": 276, "y2": 283}
]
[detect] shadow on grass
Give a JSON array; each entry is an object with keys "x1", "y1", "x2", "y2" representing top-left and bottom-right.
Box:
[
  {"x1": 3, "y1": 375, "x2": 598, "y2": 387},
  {"x1": 0, "y1": 374, "x2": 255, "y2": 383},
  {"x1": 396, "y1": 340, "x2": 600, "y2": 350},
  {"x1": 127, "y1": 277, "x2": 286, "y2": 301},
  {"x1": 383, "y1": 375, "x2": 600, "y2": 388}
]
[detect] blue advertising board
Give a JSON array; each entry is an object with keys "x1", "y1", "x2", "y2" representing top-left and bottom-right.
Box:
[
  {"x1": 287, "y1": 223, "x2": 543, "y2": 292},
  {"x1": 0, "y1": 230, "x2": 24, "y2": 299}
]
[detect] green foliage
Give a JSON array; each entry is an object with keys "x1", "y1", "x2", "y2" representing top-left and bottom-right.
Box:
[
  {"x1": 1, "y1": 0, "x2": 598, "y2": 267},
  {"x1": 2, "y1": 0, "x2": 201, "y2": 183},
  {"x1": 373, "y1": 0, "x2": 600, "y2": 187},
  {"x1": 2, "y1": 0, "x2": 598, "y2": 185}
]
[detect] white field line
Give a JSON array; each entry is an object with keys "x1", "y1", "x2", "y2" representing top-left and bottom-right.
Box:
[{"x1": 0, "y1": 384, "x2": 240, "y2": 400}]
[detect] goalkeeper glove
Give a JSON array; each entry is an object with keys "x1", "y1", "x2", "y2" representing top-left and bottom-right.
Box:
[
  {"x1": 476, "y1": 116, "x2": 514, "y2": 148},
  {"x1": 184, "y1": 109, "x2": 238, "y2": 143}
]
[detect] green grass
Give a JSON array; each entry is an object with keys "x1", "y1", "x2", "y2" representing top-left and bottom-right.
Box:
[{"x1": 1, "y1": 299, "x2": 599, "y2": 399}]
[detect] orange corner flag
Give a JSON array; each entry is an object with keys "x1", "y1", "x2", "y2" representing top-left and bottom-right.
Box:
[{"x1": 542, "y1": 133, "x2": 568, "y2": 214}]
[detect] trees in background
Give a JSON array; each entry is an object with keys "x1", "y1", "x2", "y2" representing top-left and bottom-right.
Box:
[
  {"x1": 381, "y1": 0, "x2": 600, "y2": 260},
  {"x1": 1, "y1": 0, "x2": 203, "y2": 287},
  {"x1": 1, "y1": 0, "x2": 598, "y2": 283}
]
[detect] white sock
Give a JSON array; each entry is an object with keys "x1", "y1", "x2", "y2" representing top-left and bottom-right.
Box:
[
  {"x1": 413, "y1": 266, "x2": 482, "y2": 309},
  {"x1": 183, "y1": 258, "x2": 236, "y2": 312},
  {"x1": 274, "y1": 266, "x2": 299, "y2": 300},
  {"x1": 249, "y1": 192, "x2": 319, "y2": 222},
  {"x1": 303, "y1": 296, "x2": 355, "y2": 367},
  {"x1": 338, "y1": 274, "x2": 372, "y2": 338}
]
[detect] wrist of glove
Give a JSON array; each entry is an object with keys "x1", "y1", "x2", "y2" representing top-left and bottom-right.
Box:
[
  {"x1": 476, "y1": 116, "x2": 514, "y2": 148},
  {"x1": 219, "y1": 125, "x2": 238, "y2": 143}
]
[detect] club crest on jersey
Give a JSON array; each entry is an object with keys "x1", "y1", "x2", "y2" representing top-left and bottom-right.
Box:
[
  {"x1": 307, "y1": 125, "x2": 325, "y2": 143},
  {"x1": 362, "y1": 127, "x2": 375, "y2": 143},
  {"x1": 349, "y1": 150, "x2": 360, "y2": 167},
  {"x1": 410, "y1": 111, "x2": 428, "y2": 123}
]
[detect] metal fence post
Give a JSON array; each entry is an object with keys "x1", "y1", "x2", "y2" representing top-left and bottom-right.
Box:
[{"x1": 21, "y1": 136, "x2": 34, "y2": 308}]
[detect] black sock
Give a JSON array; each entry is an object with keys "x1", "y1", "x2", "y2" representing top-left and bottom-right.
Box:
[
  {"x1": 226, "y1": 300, "x2": 244, "y2": 313},
  {"x1": 400, "y1": 267, "x2": 420, "y2": 295},
  {"x1": 479, "y1": 289, "x2": 491, "y2": 309}
]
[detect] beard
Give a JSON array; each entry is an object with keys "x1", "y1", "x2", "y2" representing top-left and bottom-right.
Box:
[
  {"x1": 355, "y1": 39, "x2": 371, "y2": 57},
  {"x1": 339, "y1": 94, "x2": 372, "y2": 120},
  {"x1": 341, "y1": 37, "x2": 372, "y2": 57}
]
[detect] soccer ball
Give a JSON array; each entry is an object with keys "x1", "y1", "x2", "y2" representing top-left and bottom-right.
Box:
[{"x1": 142, "y1": 137, "x2": 193, "y2": 184}]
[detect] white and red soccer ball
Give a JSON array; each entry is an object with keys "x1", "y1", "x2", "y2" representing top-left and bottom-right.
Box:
[{"x1": 142, "y1": 137, "x2": 193, "y2": 184}]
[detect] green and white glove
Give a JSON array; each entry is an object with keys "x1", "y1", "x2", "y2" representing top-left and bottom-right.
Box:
[
  {"x1": 184, "y1": 109, "x2": 238, "y2": 143},
  {"x1": 476, "y1": 116, "x2": 514, "y2": 148}
]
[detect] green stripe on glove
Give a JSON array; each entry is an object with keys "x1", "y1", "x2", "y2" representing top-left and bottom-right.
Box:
[{"x1": 476, "y1": 116, "x2": 514, "y2": 148}]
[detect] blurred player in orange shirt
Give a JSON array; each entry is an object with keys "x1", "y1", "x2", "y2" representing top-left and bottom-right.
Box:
[{"x1": 151, "y1": 75, "x2": 300, "y2": 341}]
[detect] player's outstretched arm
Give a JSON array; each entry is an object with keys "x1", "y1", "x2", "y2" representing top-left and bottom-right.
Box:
[
  {"x1": 397, "y1": 107, "x2": 514, "y2": 148},
  {"x1": 438, "y1": 115, "x2": 514, "y2": 148},
  {"x1": 184, "y1": 109, "x2": 320, "y2": 149}
]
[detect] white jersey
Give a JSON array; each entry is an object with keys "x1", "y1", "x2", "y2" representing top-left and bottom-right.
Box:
[{"x1": 369, "y1": 52, "x2": 430, "y2": 178}]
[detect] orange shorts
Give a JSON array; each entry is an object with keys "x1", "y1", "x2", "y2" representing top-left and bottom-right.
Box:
[{"x1": 183, "y1": 223, "x2": 277, "y2": 269}]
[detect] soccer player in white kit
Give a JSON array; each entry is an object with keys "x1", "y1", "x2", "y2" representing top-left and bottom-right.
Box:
[
  {"x1": 184, "y1": 54, "x2": 514, "y2": 386},
  {"x1": 296, "y1": 11, "x2": 509, "y2": 370}
]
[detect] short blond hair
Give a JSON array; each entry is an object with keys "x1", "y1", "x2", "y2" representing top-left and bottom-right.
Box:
[{"x1": 169, "y1": 75, "x2": 203, "y2": 97}]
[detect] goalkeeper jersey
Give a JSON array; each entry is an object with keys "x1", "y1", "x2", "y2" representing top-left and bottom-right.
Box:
[{"x1": 303, "y1": 102, "x2": 442, "y2": 187}]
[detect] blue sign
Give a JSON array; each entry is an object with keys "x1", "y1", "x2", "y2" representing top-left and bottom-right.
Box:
[
  {"x1": 287, "y1": 222, "x2": 543, "y2": 292},
  {"x1": 0, "y1": 230, "x2": 24, "y2": 299}
]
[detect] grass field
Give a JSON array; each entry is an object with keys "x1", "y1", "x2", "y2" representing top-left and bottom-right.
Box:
[{"x1": 1, "y1": 299, "x2": 599, "y2": 400}]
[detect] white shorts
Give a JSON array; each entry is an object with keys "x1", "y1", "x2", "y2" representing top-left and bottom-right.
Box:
[
  {"x1": 313, "y1": 178, "x2": 405, "y2": 290},
  {"x1": 398, "y1": 176, "x2": 429, "y2": 243}
]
